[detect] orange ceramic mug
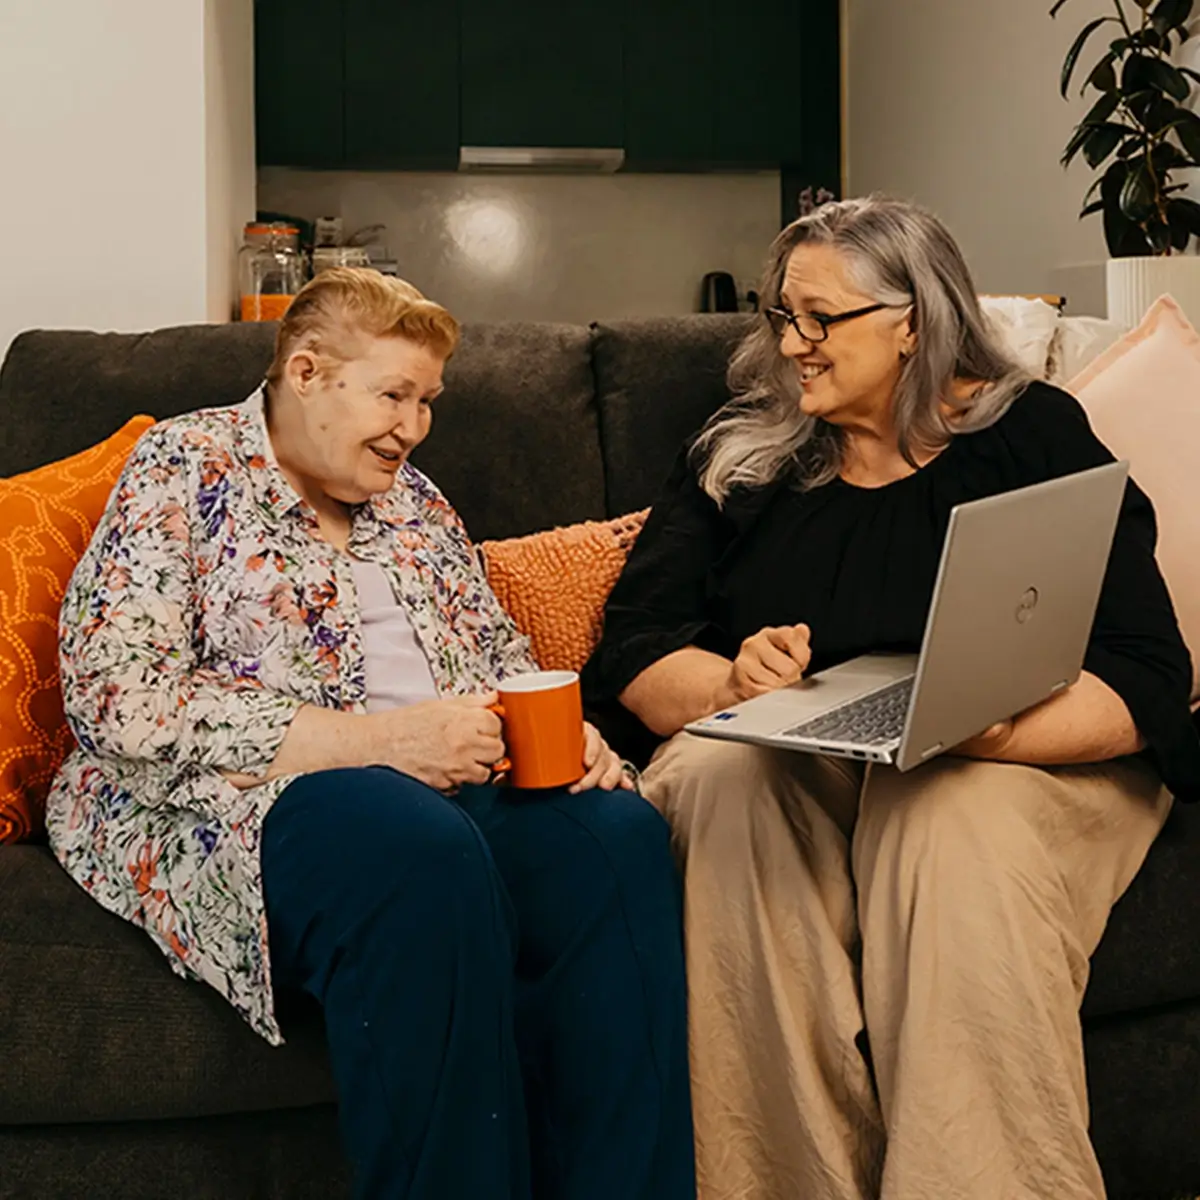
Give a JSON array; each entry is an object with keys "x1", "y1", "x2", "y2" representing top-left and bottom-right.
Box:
[{"x1": 490, "y1": 670, "x2": 585, "y2": 790}]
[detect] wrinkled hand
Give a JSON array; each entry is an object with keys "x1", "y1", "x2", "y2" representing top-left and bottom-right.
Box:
[
  {"x1": 568, "y1": 722, "x2": 633, "y2": 794},
  {"x1": 953, "y1": 719, "x2": 1015, "y2": 761},
  {"x1": 725, "y1": 623, "x2": 812, "y2": 704},
  {"x1": 384, "y1": 693, "x2": 506, "y2": 791}
]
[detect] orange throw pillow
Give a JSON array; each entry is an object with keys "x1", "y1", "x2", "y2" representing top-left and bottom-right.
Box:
[
  {"x1": 482, "y1": 511, "x2": 648, "y2": 674},
  {"x1": 0, "y1": 415, "x2": 156, "y2": 843}
]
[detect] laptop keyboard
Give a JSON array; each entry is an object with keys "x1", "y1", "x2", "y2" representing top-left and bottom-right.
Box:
[{"x1": 781, "y1": 678, "x2": 914, "y2": 747}]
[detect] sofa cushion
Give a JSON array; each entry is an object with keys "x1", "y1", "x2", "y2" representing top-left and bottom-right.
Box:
[
  {"x1": 1082, "y1": 799, "x2": 1200, "y2": 1020},
  {"x1": 0, "y1": 845, "x2": 336, "y2": 1124},
  {"x1": 482, "y1": 510, "x2": 648, "y2": 673},
  {"x1": 0, "y1": 416, "x2": 155, "y2": 845},
  {"x1": 1068, "y1": 295, "x2": 1200, "y2": 699},
  {"x1": 411, "y1": 322, "x2": 607, "y2": 541},
  {"x1": 0, "y1": 324, "x2": 278, "y2": 478},
  {"x1": 590, "y1": 315, "x2": 753, "y2": 517}
]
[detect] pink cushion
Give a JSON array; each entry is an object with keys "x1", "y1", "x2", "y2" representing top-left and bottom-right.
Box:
[{"x1": 1068, "y1": 295, "x2": 1200, "y2": 698}]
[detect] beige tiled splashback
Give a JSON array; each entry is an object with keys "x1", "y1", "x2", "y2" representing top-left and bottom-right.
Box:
[{"x1": 257, "y1": 167, "x2": 781, "y2": 324}]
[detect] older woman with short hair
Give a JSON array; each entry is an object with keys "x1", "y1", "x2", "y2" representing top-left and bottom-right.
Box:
[
  {"x1": 584, "y1": 198, "x2": 1200, "y2": 1200},
  {"x1": 47, "y1": 269, "x2": 694, "y2": 1200}
]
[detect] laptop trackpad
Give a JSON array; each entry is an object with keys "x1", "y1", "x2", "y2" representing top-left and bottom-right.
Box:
[{"x1": 695, "y1": 654, "x2": 918, "y2": 731}]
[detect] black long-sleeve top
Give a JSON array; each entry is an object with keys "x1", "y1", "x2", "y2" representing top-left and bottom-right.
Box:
[{"x1": 582, "y1": 381, "x2": 1200, "y2": 800}]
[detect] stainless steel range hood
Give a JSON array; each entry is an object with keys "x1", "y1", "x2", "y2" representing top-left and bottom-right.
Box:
[{"x1": 458, "y1": 146, "x2": 625, "y2": 173}]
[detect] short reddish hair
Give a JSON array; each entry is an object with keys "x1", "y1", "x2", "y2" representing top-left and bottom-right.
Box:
[{"x1": 266, "y1": 268, "x2": 460, "y2": 386}]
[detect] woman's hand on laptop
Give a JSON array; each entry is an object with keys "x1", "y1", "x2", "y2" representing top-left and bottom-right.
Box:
[{"x1": 721, "y1": 624, "x2": 813, "y2": 705}]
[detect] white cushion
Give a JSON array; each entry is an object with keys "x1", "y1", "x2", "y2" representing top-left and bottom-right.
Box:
[
  {"x1": 1049, "y1": 316, "x2": 1129, "y2": 383},
  {"x1": 978, "y1": 296, "x2": 1061, "y2": 378}
]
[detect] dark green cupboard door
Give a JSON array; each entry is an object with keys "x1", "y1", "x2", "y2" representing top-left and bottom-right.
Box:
[
  {"x1": 460, "y1": 0, "x2": 623, "y2": 148},
  {"x1": 255, "y1": 0, "x2": 345, "y2": 167},
  {"x1": 710, "y1": 0, "x2": 805, "y2": 167},
  {"x1": 344, "y1": 0, "x2": 461, "y2": 168},
  {"x1": 622, "y1": 0, "x2": 713, "y2": 167},
  {"x1": 623, "y1": 0, "x2": 833, "y2": 172}
]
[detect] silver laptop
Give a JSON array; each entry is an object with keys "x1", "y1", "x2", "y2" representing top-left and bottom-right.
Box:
[{"x1": 684, "y1": 461, "x2": 1129, "y2": 771}]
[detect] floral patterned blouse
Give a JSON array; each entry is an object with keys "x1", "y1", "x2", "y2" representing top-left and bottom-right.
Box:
[{"x1": 46, "y1": 390, "x2": 538, "y2": 1044}]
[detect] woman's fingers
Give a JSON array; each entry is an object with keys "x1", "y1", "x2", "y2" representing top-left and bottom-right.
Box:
[
  {"x1": 581, "y1": 722, "x2": 602, "y2": 768},
  {"x1": 764, "y1": 624, "x2": 811, "y2": 668},
  {"x1": 746, "y1": 638, "x2": 803, "y2": 683}
]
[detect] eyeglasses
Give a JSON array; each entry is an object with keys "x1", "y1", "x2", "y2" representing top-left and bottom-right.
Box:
[{"x1": 764, "y1": 302, "x2": 889, "y2": 343}]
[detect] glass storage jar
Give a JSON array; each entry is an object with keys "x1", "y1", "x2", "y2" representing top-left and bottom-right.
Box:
[{"x1": 238, "y1": 222, "x2": 305, "y2": 321}]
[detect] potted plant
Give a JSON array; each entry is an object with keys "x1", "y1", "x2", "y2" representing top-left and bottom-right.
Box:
[{"x1": 1053, "y1": 0, "x2": 1200, "y2": 325}]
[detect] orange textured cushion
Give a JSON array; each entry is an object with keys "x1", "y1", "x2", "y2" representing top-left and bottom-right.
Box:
[
  {"x1": 0, "y1": 415, "x2": 155, "y2": 843},
  {"x1": 482, "y1": 511, "x2": 649, "y2": 673}
]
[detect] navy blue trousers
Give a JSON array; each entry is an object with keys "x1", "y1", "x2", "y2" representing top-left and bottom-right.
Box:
[{"x1": 260, "y1": 767, "x2": 695, "y2": 1200}]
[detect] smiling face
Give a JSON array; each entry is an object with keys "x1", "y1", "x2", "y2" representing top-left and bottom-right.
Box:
[
  {"x1": 277, "y1": 332, "x2": 446, "y2": 506},
  {"x1": 778, "y1": 243, "x2": 915, "y2": 430}
]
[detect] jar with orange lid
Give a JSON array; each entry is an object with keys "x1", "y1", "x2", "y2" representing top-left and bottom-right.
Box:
[{"x1": 238, "y1": 222, "x2": 306, "y2": 321}]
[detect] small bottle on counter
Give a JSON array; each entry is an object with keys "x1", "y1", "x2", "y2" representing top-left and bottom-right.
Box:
[{"x1": 238, "y1": 222, "x2": 306, "y2": 321}]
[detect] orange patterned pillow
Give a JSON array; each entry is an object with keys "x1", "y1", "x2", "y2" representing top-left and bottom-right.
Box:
[
  {"x1": 482, "y1": 510, "x2": 649, "y2": 673},
  {"x1": 0, "y1": 415, "x2": 156, "y2": 843}
]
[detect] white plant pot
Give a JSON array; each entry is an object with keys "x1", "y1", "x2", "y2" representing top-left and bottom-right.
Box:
[{"x1": 1106, "y1": 255, "x2": 1200, "y2": 329}]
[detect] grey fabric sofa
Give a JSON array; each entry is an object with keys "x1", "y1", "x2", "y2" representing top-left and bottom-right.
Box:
[{"x1": 1, "y1": 318, "x2": 1198, "y2": 1200}]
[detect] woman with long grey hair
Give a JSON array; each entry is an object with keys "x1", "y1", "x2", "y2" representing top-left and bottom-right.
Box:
[{"x1": 583, "y1": 197, "x2": 1200, "y2": 1199}]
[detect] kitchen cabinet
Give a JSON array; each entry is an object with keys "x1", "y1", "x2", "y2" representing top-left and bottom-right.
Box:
[
  {"x1": 623, "y1": 0, "x2": 834, "y2": 173},
  {"x1": 253, "y1": 0, "x2": 839, "y2": 177},
  {"x1": 459, "y1": 0, "x2": 623, "y2": 149},
  {"x1": 255, "y1": 0, "x2": 345, "y2": 168},
  {"x1": 622, "y1": 0, "x2": 711, "y2": 167},
  {"x1": 710, "y1": 1, "x2": 804, "y2": 167},
  {"x1": 344, "y1": 0, "x2": 461, "y2": 169}
]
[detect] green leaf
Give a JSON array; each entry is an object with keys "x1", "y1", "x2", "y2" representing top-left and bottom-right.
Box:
[
  {"x1": 1147, "y1": 58, "x2": 1191, "y2": 101},
  {"x1": 1086, "y1": 54, "x2": 1118, "y2": 94},
  {"x1": 1080, "y1": 198, "x2": 1107, "y2": 217},
  {"x1": 1120, "y1": 163, "x2": 1158, "y2": 221},
  {"x1": 1102, "y1": 162, "x2": 1154, "y2": 256},
  {"x1": 1168, "y1": 195, "x2": 1200, "y2": 237},
  {"x1": 1050, "y1": 0, "x2": 1076, "y2": 16},
  {"x1": 1124, "y1": 88, "x2": 1163, "y2": 125},
  {"x1": 1081, "y1": 91, "x2": 1120, "y2": 127},
  {"x1": 1173, "y1": 108, "x2": 1200, "y2": 161},
  {"x1": 1151, "y1": 0, "x2": 1193, "y2": 34},
  {"x1": 1061, "y1": 123, "x2": 1092, "y2": 167},
  {"x1": 1123, "y1": 53, "x2": 1158, "y2": 95},
  {"x1": 1180, "y1": 66, "x2": 1200, "y2": 87},
  {"x1": 1061, "y1": 17, "x2": 1116, "y2": 96},
  {"x1": 1083, "y1": 122, "x2": 1136, "y2": 168},
  {"x1": 1150, "y1": 140, "x2": 1192, "y2": 176},
  {"x1": 1167, "y1": 205, "x2": 1194, "y2": 250},
  {"x1": 1148, "y1": 219, "x2": 1175, "y2": 254},
  {"x1": 1130, "y1": 0, "x2": 1155, "y2": 8}
]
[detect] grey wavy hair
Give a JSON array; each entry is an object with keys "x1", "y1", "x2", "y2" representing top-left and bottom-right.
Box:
[{"x1": 692, "y1": 196, "x2": 1031, "y2": 504}]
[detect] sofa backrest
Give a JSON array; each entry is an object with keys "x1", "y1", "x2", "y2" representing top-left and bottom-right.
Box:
[
  {"x1": 0, "y1": 314, "x2": 754, "y2": 542},
  {"x1": 590, "y1": 314, "x2": 752, "y2": 516}
]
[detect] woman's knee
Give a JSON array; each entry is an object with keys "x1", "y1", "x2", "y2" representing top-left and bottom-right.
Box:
[
  {"x1": 264, "y1": 766, "x2": 492, "y2": 896},
  {"x1": 856, "y1": 758, "x2": 1051, "y2": 887},
  {"x1": 641, "y1": 733, "x2": 780, "y2": 837}
]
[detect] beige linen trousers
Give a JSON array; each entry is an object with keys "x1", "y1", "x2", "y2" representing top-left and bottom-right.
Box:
[{"x1": 641, "y1": 733, "x2": 1172, "y2": 1200}]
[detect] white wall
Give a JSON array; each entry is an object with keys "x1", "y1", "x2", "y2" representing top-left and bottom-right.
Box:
[
  {"x1": 0, "y1": 0, "x2": 255, "y2": 360},
  {"x1": 205, "y1": 0, "x2": 258, "y2": 322},
  {"x1": 845, "y1": 0, "x2": 1110, "y2": 314},
  {"x1": 257, "y1": 168, "x2": 781, "y2": 323}
]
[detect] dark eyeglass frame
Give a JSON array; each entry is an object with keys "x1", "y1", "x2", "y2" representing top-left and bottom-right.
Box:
[{"x1": 764, "y1": 302, "x2": 889, "y2": 343}]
